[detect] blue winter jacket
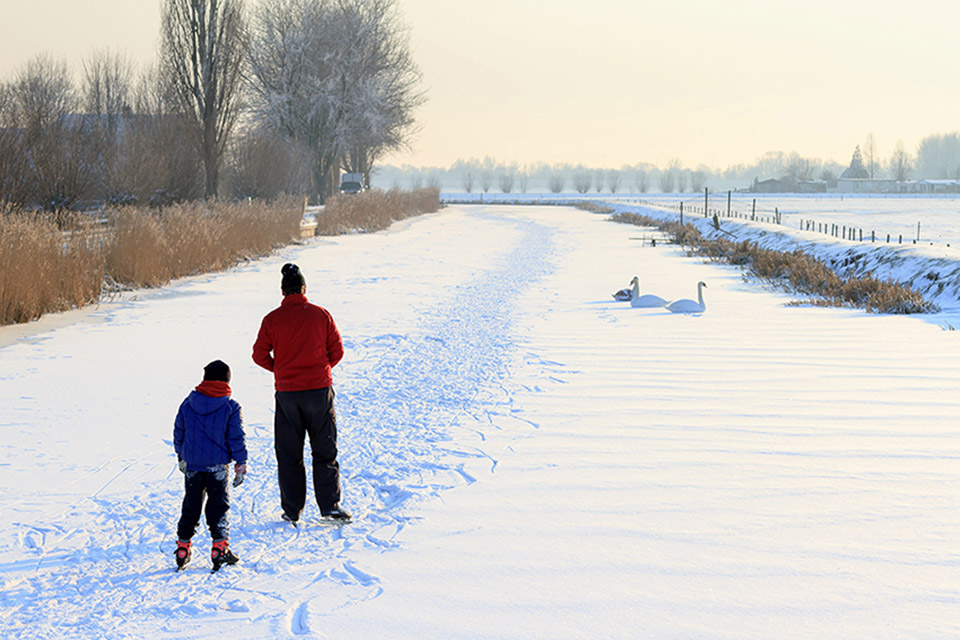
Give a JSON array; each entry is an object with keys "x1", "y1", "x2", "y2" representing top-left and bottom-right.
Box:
[{"x1": 174, "y1": 391, "x2": 247, "y2": 471}]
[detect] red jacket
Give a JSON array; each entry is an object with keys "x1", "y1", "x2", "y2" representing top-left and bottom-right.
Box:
[{"x1": 252, "y1": 293, "x2": 344, "y2": 392}]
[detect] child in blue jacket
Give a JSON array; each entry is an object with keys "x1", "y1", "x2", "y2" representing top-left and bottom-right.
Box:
[{"x1": 173, "y1": 360, "x2": 248, "y2": 571}]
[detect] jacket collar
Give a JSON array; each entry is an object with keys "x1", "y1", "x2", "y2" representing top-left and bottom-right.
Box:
[{"x1": 282, "y1": 293, "x2": 308, "y2": 306}]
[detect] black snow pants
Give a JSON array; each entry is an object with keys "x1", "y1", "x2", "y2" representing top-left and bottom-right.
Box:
[
  {"x1": 177, "y1": 466, "x2": 230, "y2": 541},
  {"x1": 274, "y1": 387, "x2": 340, "y2": 519}
]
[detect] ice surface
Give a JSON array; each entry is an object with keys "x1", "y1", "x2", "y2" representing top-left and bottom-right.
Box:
[{"x1": 1, "y1": 204, "x2": 958, "y2": 638}]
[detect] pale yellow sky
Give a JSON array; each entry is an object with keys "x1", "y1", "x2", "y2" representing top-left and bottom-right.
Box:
[{"x1": 2, "y1": 0, "x2": 959, "y2": 170}]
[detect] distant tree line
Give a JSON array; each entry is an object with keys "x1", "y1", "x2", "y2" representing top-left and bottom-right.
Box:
[
  {"x1": 0, "y1": 0, "x2": 423, "y2": 211},
  {"x1": 376, "y1": 133, "x2": 960, "y2": 194}
]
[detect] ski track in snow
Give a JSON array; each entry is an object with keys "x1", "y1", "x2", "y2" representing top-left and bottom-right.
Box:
[{"x1": 0, "y1": 211, "x2": 557, "y2": 639}]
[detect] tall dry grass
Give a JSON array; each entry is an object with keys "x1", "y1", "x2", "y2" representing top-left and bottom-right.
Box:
[
  {"x1": 1, "y1": 196, "x2": 304, "y2": 326},
  {"x1": 611, "y1": 211, "x2": 936, "y2": 314},
  {"x1": 315, "y1": 188, "x2": 440, "y2": 235},
  {"x1": 105, "y1": 196, "x2": 304, "y2": 288},
  {"x1": 0, "y1": 207, "x2": 106, "y2": 324}
]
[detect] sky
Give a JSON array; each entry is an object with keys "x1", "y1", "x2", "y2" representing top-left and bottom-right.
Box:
[{"x1": 2, "y1": 0, "x2": 959, "y2": 171}]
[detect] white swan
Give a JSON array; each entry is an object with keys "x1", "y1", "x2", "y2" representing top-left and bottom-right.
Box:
[
  {"x1": 665, "y1": 281, "x2": 707, "y2": 314},
  {"x1": 628, "y1": 276, "x2": 668, "y2": 308}
]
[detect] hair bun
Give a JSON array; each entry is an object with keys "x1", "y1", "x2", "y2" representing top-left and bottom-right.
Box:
[{"x1": 281, "y1": 263, "x2": 300, "y2": 276}]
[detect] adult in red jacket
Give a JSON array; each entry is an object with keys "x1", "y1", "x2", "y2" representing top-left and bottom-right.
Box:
[{"x1": 252, "y1": 263, "x2": 350, "y2": 522}]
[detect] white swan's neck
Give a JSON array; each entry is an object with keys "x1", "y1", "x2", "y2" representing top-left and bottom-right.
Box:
[
  {"x1": 631, "y1": 278, "x2": 640, "y2": 297},
  {"x1": 697, "y1": 283, "x2": 705, "y2": 308}
]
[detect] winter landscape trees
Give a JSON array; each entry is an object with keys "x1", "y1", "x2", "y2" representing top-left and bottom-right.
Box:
[
  {"x1": 0, "y1": 0, "x2": 423, "y2": 209},
  {"x1": 246, "y1": 0, "x2": 423, "y2": 203}
]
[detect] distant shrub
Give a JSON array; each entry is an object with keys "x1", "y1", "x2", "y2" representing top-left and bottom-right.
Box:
[{"x1": 575, "y1": 202, "x2": 614, "y2": 214}]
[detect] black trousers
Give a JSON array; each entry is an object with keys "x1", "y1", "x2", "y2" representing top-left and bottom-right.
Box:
[
  {"x1": 177, "y1": 467, "x2": 230, "y2": 541},
  {"x1": 275, "y1": 387, "x2": 340, "y2": 518}
]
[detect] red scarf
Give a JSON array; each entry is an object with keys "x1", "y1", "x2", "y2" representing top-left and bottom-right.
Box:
[{"x1": 196, "y1": 380, "x2": 232, "y2": 398}]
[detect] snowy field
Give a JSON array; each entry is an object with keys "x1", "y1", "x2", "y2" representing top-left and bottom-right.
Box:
[
  {"x1": 445, "y1": 191, "x2": 960, "y2": 248},
  {"x1": 1, "y1": 204, "x2": 959, "y2": 638}
]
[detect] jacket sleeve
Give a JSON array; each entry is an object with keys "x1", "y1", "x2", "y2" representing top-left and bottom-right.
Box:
[
  {"x1": 173, "y1": 401, "x2": 186, "y2": 458},
  {"x1": 226, "y1": 401, "x2": 248, "y2": 464},
  {"x1": 326, "y1": 313, "x2": 344, "y2": 368},
  {"x1": 252, "y1": 318, "x2": 275, "y2": 371}
]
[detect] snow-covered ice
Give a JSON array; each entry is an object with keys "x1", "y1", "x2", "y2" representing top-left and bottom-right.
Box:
[{"x1": 1, "y1": 204, "x2": 959, "y2": 638}]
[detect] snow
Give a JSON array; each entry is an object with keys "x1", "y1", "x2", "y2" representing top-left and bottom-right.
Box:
[{"x1": 2, "y1": 203, "x2": 960, "y2": 638}]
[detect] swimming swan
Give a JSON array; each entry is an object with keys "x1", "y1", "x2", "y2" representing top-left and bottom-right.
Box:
[
  {"x1": 629, "y1": 276, "x2": 668, "y2": 308},
  {"x1": 665, "y1": 281, "x2": 707, "y2": 314}
]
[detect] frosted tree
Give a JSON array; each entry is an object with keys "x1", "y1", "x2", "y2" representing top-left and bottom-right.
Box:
[
  {"x1": 497, "y1": 163, "x2": 516, "y2": 193},
  {"x1": 548, "y1": 172, "x2": 564, "y2": 193},
  {"x1": 161, "y1": 0, "x2": 247, "y2": 199},
  {"x1": 915, "y1": 133, "x2": 960, "y2": 179},
  {"x1": 517, "y1": 167, "x2": 529, "y2": 193},
  {"x1": 247, "y1": 0, "x2": 423, "y2": 202},
  {"x1": 888, "y1": 140, "x2": 912, "y2": 182},
  {"x1": 689, "y1": 167, "x2": 709, "y2": 193},
  {"x1": 863, "y1": 133, "x2": 879, "y2": 179},
  {"x1": 634, "y1": 169, "x2": 649, "y2": 193},
  {"x1": 572, "y1": 166, "x2": 591, "y2": 193},
  {"x1": 606, "y1": 169, "x2": 621, "y2": 193}
]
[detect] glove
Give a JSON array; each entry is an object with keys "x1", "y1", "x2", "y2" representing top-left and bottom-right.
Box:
[
  {"x1": 233, "y1": 462, "x2": 247, "y2": 487},
  {"x1": 178, "y1": 458, "x2": 187, "y2": 473}
]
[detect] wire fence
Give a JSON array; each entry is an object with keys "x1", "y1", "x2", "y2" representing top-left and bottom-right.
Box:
[{"x1": 617, "y1": 190, "x2": 943, "y2": 247}]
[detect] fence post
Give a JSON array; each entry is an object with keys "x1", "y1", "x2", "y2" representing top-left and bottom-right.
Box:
[
  {"x1": 917, "y1": 221, "x2": 921, "y2": 242},
  {"x1": 727, "y1": 190, "x2": 731, "y2": 217},
  {"x1": 680, "y1": 201, "x2": 684, "y2": 225},
  {"x1": 704, "y1": 188, "x2": 708, "y2": 218}
]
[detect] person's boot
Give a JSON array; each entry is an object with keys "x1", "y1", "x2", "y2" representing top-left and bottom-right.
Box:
[
  {"x1": 210, "y1": 539, "x2": 239, "y2": 572},
  {"x1": 174, "y1": 539, "x2": 192, "y2": 571},
  {"x1": 321, "y1": 504, "x2": 352, "y2": 521}
]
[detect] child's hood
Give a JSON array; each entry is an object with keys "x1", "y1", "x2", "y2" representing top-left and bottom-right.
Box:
[{"x1": 187, "y1": 390, "x2": 232, "y2": 415}]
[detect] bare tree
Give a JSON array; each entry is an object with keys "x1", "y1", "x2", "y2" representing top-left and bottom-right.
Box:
[
  {"x1": 548, "y1": 171, "x2": 564, "y2": 193},
  {"x1": 161, "y1": 0, "x2": 246, "y2": 199},
  {"x1": 676, "y1": 168, "x2": 688, "y2": 193},
  {"x1": 6, "y1": 55, "x2": 98, "y2": 212},
  {"x1": 863, "y1": 133, "x2": 879, "y2": 179},
  {"x1": 497, "y1": 164, "x2": 516, "y2": 193},
  {"x1": 0, "y1": 82, "x2": 31, "y2": 205},
  {"x1": 634, "y1": 169, "x2": 649, "y2": 193},
  {"x1": 658, "y1": 168, "x2": 675, "y2": 193},
  {"x1": 478, "y1": 156, "x2": 495, "y2": 192},
  {"x1": 82, "y1": 49, "x2": 135, "y2": 201},
  {"x1": 517, "y1": 167, "x2": 529, "y2": 193},
  {"x1": 594, "y1": 169, "x2": 605, "y2": 193},
  {"x1": 572, "y1": 166, "x2": 591, "y2": 193},
  {"x1": 461, "y1": 168, "x2": 474, "y2": 193},
  {"x1": 689, "y1": 166, "x2": 709, "y2": 193},
  {"x1": 784, "y1": 152, "x2": 814, "y2": 183},
  {"x1": 607, "y1": 169, "x2": 621, "y2": 193},
  {"x1": 229, "y1": 127, "x2": 309, "y2": 199},
  {"x1": 888, "y1": 140, "x2": 912, "y2": 182}
]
